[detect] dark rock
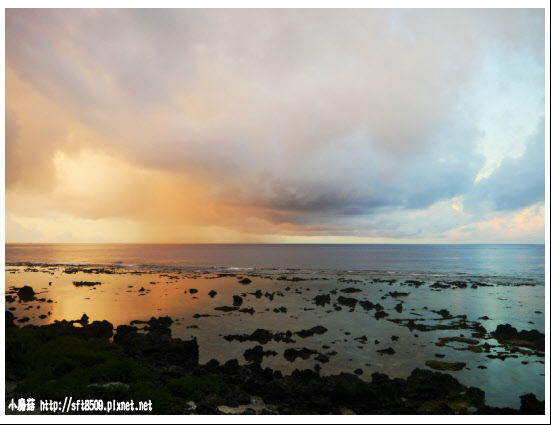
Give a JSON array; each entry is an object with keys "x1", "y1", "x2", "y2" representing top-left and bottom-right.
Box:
[
  {"x1": 321, "y1": 373, "x2": 379, "y2": 413},
  {"x1": 17, "y1": 286, "x2": 36, "y2": 302},
  {"x1": 244, "y1": 345, "x2": 264, "y2": 363},
  {"x1": 377, "y1": 347, "x2": 396, "y2": 355},
  {"x1": 492, "y1": 324, "x2": 545, "y2": 351},
  {"x1": 429, "y1": 282, "x2": 451, "y2": 290},
  {"x1": 244, "y1": 345, "x2": 277, "y2": 363},
  {"x1": 520, "y1": 393, "x2": 545, "y2": 414},
  {"x1": 208, "y1": 290, "x2": 217, "y2": 298},
  {"x1": 72, "y1": 281, "x2": 102, "y2": 287},
  {"x1": 492, "y1": 323, "x2": 519, "y2": 339},
  {"x1": 374, "y1": 310, "x2": 389, "y2": 320},
  {"x1": 114, "y1": 322, "x2": 198, "y2": 368},
  {"x1": 233, "y1": 295, "x2": 244, "y2": 306},
  {"x1": 193, "y1": 314, "x2": 215, "y2": 318},
  {"x1": 248, "y1": 329, "x2": 273, "y2": 344},
  {"x1": 289, "y1": 277, "x2": 307, "y2": 282},
  {"x1": 273, "y1": 331, "x2": 295, "y2": 344},
  {"x1": 337, "y1": 296, "x2": 358, "y2": 308},
  {"x1": 404, "y1": 280, "x2": 424, "y2": 287},
  {"x1": 284, "y1": 348, "x2": 318, "y2": 362},
  {"x1": 6, "y1": 307, "x2": 538, "y2": 415},
  {"x1": 341, "y1": 287, "x2": 362, "y2": 293},
  {"x1": 404, "y1": 368, "x2": 468, "y2": 403},
  {"x1": 45, "y1": 319, "x2": 114, "y2": 339},
  {"x1": 147, "y1": 316, "x2": 173, "y2": 330},
  {"x1": 189, "y1": 288, "x2": 198, "y2": 294},
  {"x1": 387, "y1": 291, "x2": 409, "y2": 298},
  {"x1": 6, "y1": 311, "x2": 16, "y2": 328},
  {"x1": 219, "y1": 359, "x2": 240, "y2": 376},
  {"x1": 225, "y1": 329, "x2": 278, "y2": 345},
  {"x1": 204, "y1": 359, "x2": 220, "y2": 372},
  {"x1": 239, "y1": 278, "x2": 252, "y2": 284},
  {"x1": 76, "y1": 313, "x2": 89, "y2": 325},
  {"x1": 354, "y1": 336, "x2": 368, "y2": 345},
  {"x1": 359, "y1": 300, "x2": 384, "y2": 311},
  {"x1": 214, "y1": 306, "x2": 239, "y2": 312},
  {"x1": 314, "y1": 354, "x2": 330, "y2": 363},
  {"x1": 195, "y1": 395, "x2": 222, "y2": 414},
  {"x1": 237, "y1": 392, "x2": 251, "y2": 406},
  {"x1": 82, "y1": 320, "x2": 114, "y2": 338},
  {"x1": 295, "y1": 326, "x2": 328, "y2": 338},
  {"x1": 425, "y1": 361, "x2": 466, "y2": 371},
  {"x1": 433, "y1": 309, "x2": 451, "y2": 318}
]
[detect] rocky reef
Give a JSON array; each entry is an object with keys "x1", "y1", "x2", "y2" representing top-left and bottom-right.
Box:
[{"x1": 5, "y1": 312, "x2": 545, "y2": 415}]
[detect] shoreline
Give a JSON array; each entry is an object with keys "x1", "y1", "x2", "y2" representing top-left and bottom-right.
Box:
[
  {"x1": 5, "y1": 263, "x2": 546, "y2": 410},
  {"x1": 5, "y1": 314, "x2": 545, "y2": 415},
  {"x1": 5, "y1": 261, "x2": 544, "y2": 287}
]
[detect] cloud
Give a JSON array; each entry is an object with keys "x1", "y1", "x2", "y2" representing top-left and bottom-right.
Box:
[
  {"x1": 466, "y1": 119, "x2": 545, "y2": 212},
  {"x1": 444, "y1": 205, "x2": 545, "y2": 244},
  {"x1": 5, "y1": 215, "x2": 49, "y2": 243},
  {"x1": 4, "y1": 9, "x2": 546, "y2": 243}
]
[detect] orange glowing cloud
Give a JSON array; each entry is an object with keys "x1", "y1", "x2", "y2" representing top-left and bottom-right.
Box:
[{"x1": 4, "y1": 9, "x2": 545, "y2": 243}]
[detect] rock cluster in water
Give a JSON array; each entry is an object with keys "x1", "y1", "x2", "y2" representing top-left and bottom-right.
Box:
[{"x1": 5, "y1": 314, "x2": 545, "y2": 415}]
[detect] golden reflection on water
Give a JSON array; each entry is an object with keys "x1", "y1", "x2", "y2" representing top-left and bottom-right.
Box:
[
  {"x1": 4, "y1": 264, "x2": 546, "y2": 409},
  {"x1": 5, "y1": 266, "x2": 241, "y2": 326}
]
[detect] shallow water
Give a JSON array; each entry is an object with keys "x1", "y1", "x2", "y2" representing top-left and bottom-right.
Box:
[{"x1": 5, "y1": 261, "x2": 545, "y2": 409}]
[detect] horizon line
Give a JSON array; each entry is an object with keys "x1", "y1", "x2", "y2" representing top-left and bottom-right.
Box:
[{"x1": 4, "y1": 242, "x2": 545, "y2": 245}]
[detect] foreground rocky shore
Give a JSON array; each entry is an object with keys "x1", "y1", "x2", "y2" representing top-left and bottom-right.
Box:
[{"x1": 5, "y1": 312, "x2": 544, "y2": 415}]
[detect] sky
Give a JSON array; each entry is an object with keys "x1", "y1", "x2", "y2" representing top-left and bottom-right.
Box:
[{"x1": 4, "y1": 8, "x2": 547, "y2": 243}]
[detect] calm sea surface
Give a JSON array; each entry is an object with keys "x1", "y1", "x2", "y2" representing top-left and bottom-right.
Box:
[
  {"x1": 4, "y1": 243, "x2": 547, "y2": 409},
  {"x1": 5, "y1": 243, "x2": 546, "y2": 284}
]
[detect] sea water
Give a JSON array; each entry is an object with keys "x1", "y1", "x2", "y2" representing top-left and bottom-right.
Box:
[{"x1": 4, "y1": 244, "x2": 546, "y2": 408}]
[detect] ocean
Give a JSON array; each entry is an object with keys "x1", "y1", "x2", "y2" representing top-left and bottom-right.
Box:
[
  {"x1": 4, "y1": 243, "x2": 546, "y2": 409},
  {"x1": 5, "y1": 243, "x2": 545, "y2": 284}
]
